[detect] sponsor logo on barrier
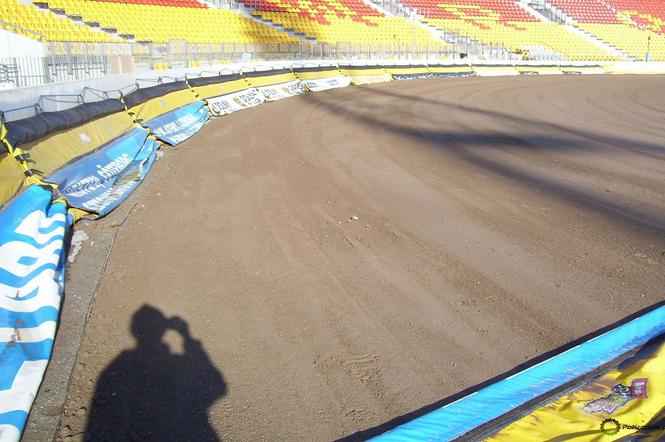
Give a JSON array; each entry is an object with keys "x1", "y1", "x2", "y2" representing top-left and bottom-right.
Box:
[
  {"x1": 430, "y1": 72, "x2": 476, "y2": 78},
  {"x1": 63, "y1": 154, "x2": 133, "y2": 197},
  {"x1": 393, "y1": 73, "x2": 432, "y2": 80},
  {"x1": 302, "y1": 76, "x2": 351, "y2": 92},
  {"x1": 600, "y1": 418, "x2": 621, "y2": 435},
  {"x1": 147, "y1": 102, "x2": 209, "y2": 146},
  {"x1": 258, "y1": 80, "x2": 304, "y2": 101},
  {"x1": 600, "y1": 418, "x2": 665, "y2": 436},
  {"x1": 152, "y1": 113, "x2": 204, "y2": 145},
  {"x1": 582, "y1": 378, "x2": 648, "y2": 415},
  {"x1": 631, "y1": 377, "x2": 648, "y2": 398},
  {"x1": 207, "y1": 89, "x2": 265, "y2": 115},
  {"x1": 48, "y1": 128, "x2": 159, "y2": 216}
]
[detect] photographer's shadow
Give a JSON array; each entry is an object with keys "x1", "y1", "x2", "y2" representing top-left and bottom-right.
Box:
[{"x1": 86, "y1": 305, "x2": 226, "y2": 441}]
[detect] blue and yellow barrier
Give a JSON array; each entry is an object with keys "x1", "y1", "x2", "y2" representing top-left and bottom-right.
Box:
[
  {"x1": 372, "y1": 305, "x2": 665, "y2": 441},
  {"x1": 0, "y1": 185, "x2": 69, "y2": 441}
]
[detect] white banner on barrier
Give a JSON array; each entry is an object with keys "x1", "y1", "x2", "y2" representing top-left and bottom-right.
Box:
[
  {"x1": 256, "y1": 80, "x2": 305, "y2": 101},
  {"x1": 301, "y1": 76, "x2": 352, "y2": 92},
  {"x1": 474, "y1": 67, "x2": 520, "y2": 77},
  {"x1": 206, "y1": 88, "x2": 266, "y2": 116}
]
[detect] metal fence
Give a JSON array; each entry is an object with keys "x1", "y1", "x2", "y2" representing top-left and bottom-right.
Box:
[
  {"x1": 0, "y1": 38, "x2": 563, "y2": 88},
  {"x1": 45, "y1": 40, "x2": 459, "y2": 58},
  {"x1": 0, "y1": 43, "x2": 453, "y2": 89},
  {"x1": 133, "y1": 41, "x2": 459, "y2": 64},
  {"x1": 0, "y1": 55, "x2": 108, "y2": 88},
  {"x1": 0, "y1": 32, "x2": 604, "y2": 89}
]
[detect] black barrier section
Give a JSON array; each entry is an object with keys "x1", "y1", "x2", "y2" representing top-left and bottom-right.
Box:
[
  {"x1": 386, "y1": 65, "x2": 430, "y2": 80},
  {"x1": 293, "y1": 66, "x2": 340, "y2": 73},
  {"x1": 429, "y1": 72, "x2": 477, "y2": 77},
  {"x1": 385, "y1": 64, "x2": 428, "y2": 70},
  {"x1": 122, "y1": 81, "x2": 189, "y2": 108},
  {"x1": 560, "y1": 65, "x2": 603, "y2": 71},
  {"x1": 428, "y1": 64, "x2": 472, "y2": 67},
  {"x1": 466, "y1": 63, "x2": 514, "y2": 67},
  {"x1": 393, "y1": 74, "x2": 434, "y2": 80},
  {"x1": 338, "y1": 65, "x2": 385, "y2": 71},
  {"x1": 242, "y1": 68, "x2": 293, "y2": 78},
  {"x1": 187, "y1": 73, "x2": 243, "y2": 88},
  {"x1": 3, "y1": 99, "x2": 125, "y2": 148}
]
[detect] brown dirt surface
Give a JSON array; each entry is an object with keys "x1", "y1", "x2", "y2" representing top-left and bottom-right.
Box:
[{"x1": 56, "y1": 75, "x2": 665, "y2": 441}]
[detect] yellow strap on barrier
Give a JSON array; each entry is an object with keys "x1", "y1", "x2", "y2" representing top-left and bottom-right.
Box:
[
  {"x1": 2, "y1": 121, "x2": 40, "y2": 181},
  {"x1": 185, "y1": 78, "x2": 201, "y2": 100},
  {"x1": 119, "y1": 93, "x2": 144, "y2": 127},
  {"x1": 241, "y1": 73, "x2": 254, "y2": 88},
  {"x1": 184, "y1": 78, "x2": 213, "y2": 117},
  {"x1": 1, "y1": 119, "x2": 61, "y2": 196}
]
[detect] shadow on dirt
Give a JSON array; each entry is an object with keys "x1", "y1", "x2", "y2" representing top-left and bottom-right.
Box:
[
  {"x1": 345, "y1": 84, "x2": 665, "y2": 159},
  {"x1": 85, "y1": 305, "x2": 226, "y2": 441},
  {"x1": 300, "y1": 83, "x2": 665, "y2": 235}
]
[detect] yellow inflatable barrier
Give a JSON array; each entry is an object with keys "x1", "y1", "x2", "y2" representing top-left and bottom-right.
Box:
[{"x1": 339, "y1": 65, "x2": 393, "y2": 85}]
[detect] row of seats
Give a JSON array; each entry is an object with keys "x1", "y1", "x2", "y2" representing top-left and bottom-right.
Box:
[
  {"x1": 1, "y1": 0, "x2": 662, "y2": 61},
  {"x1": 397, "y1": 0, "x2": 617, "y2": 60},
  {"x1": 244, "y1": 0, "x2": 447, "y2": 46},
  {"x1": 546, "y1": 0, "x2": 664, "y2": 60},
  {"x1": 409, "y1": 0, "x2": 537, "y2": 21},
  {"x1": 548, "y1": 0, "x2": 621, "y2": 23},
  {"x1": 94, "y1": 0, "x2": 207, "y2": 6},
  {"x1": 424, "y1": 17, "x2": 617, "y2": 60},
  {"x1": 37, "y1": 0, "x2": 299, "y2": 44},
  {"x1": 0, "y1": 0, "x2": 119, "y2": 42},
  {"x1": 579, "y1": 22, "x2": 665, "y2": 59},
  {"x1": 605, "y1": 0, "x2": 665, "y2": 35}
]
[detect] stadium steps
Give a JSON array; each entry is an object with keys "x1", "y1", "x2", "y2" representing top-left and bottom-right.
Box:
[
  {"x1": 198, "y1": 0, "x2": 312, "y2": 42},
  {"x1": 362, "y1": 0, "x2": 442, "y2": 43},
  {"x1": 536, "y1": 0, "x2": 636, "y2": 60},
  {"x1": 515, "y1": 1, "x2": 550, "y2": 22},
  {"x1": 566, "y1": 22, "x2": 636, "y2": 60},
  {"x1": 230, "y1": 6, "x2": 315, "y2": 42},
  {"x1": 525, "y1": 0, "x2": 634, "y2": 60},
  {"x1": 31, "y1": 1, "x2": 133, "y2": 41},
  {"x1": 373, "y1": 0, "x2": 510, "y2": 59},
  {"x1": 529, "y1": 1, "x2": 570, "y2": 24}
]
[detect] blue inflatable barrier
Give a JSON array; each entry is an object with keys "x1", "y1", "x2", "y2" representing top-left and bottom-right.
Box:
[
  {"x1": 144, "y1": 101, "x2": 209, "y2": 146},
  {"x1": 47, "y1": 127, "x2": 159, "y2": 217},
  {"x1": 0, "y1": 185, "x2": 70, "y2": 442}
]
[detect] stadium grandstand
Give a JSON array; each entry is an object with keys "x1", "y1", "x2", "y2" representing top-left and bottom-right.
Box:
[
  {"x1": 0, "y1": 0, "x2": 662, "y2": 88},
  {"x1": 0, "y1": 0, "x2": 662, "y2": 67},
  {"x1": 242, "y1": 0, "x2": 448, "y2": 47},
  {"x1": 544, "y1": 0, "x2": 665, "y2": 60},
  {"x1": 405, "y1": 0, "x2": 621, "y2": 60}
]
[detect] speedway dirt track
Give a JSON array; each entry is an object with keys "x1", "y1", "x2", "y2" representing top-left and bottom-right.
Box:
[{"x1": 58, "y1": 75, "x2": 665, "y2": 441}]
